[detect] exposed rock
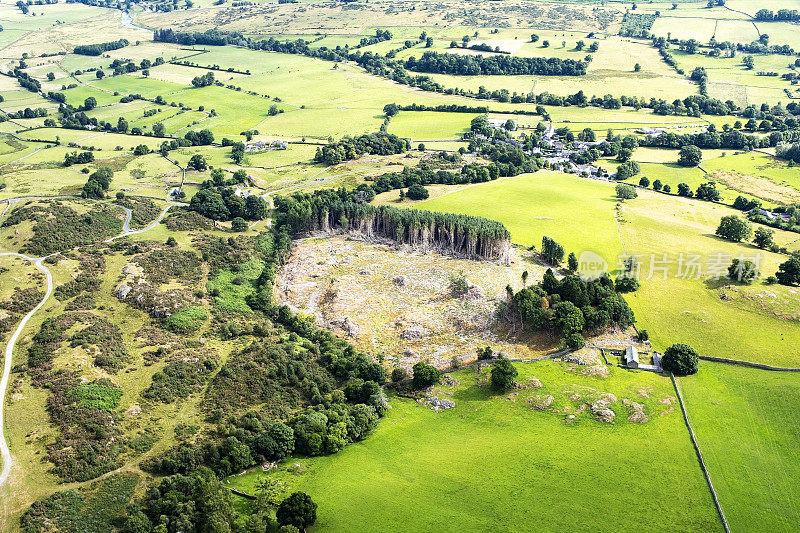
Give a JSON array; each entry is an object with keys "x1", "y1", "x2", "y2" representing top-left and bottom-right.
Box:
[
  {"x1": 659, "y1": 396, "x2": 677, "y2": 405},
  {"x1": 563, "y1": 350, "x2": 601, "y2": 365},
  {"x1": 514, "y1": 377, "x2": 542, "y2": 390},
  {"x1": 331, "y1": 316, "x2": 360, "y2": 338},
  {"x1": 392, "y1": 275, "x2": 408, "y2": 287},
  {"x1": 459, "y1": 285, "x2": 484, "y2": 301},
  {"x1": 442, "y1": 375, "x2": 459, "y2": 387},
  {"x1": 580, "y1": 364, "x2": 610, "y2": 378},
  {"x1": 529, "y1": 394, "x2": 554, "y2": 410},
  {"x1": 623, "y1": 399, "x2": 650, "y2": 423},
  {"x1": 400, "y1": 325, "x2": 430, "y2": 340},
  {"x1": 115, "y1": 283, "x2": 132, "y2": 300},
  {"x1": 590, "y1": 393, "x2": 617, "y2": 423},
  {"x1": 423, "y1": 395, "x2": 455, "y2": 412}
]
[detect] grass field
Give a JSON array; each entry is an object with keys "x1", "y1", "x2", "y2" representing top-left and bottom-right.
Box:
[
  {"x1": 679, "y1": 363, "x2": 800, "y2": 532},
  {"x1": 415, "y1": 173, "x2": 800, "y2": 366},
  {"x1": 226, "y1": 361, "x2": 721, "y2": 532},
  {"x1": 2, "y1": 1, "x2": 800, "y2": 530}
]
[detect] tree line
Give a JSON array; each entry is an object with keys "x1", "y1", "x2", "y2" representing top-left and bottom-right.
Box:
[
  {"x1": 405, "y1": 51, "x2": 587, "y2": 76},
  {"x1": 314, "y1": 132, "x2": 409, "y2": 165},
  {"x1": 274, "y1": 188, "x2": 512, "y2": 262},
  {"x1": 73, "y1": 38, "x2": 129, "y2": 56}
]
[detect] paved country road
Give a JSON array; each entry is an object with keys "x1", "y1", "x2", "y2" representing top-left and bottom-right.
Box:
[
  {"x1": 0, "y1": 254, "x2": 52, "y2": 487},
  {"x1": 0, "y1": 199, "x2": 174, "y2": 487}
]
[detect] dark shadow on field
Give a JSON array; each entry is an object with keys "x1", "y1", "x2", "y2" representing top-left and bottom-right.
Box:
[
  {"x1": 702, "y1": 233, "x2": 768, "y2": 252},
  {"x1": 703, "y1": 277, "x2": 733, "y2": 290}
]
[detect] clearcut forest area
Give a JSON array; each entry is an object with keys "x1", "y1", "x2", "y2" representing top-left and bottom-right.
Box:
[{"x1": 0, "y1": 0, "x2": 800, "y2": 531}]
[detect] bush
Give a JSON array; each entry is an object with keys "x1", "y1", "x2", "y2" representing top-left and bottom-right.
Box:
[
  {"x1": 406, "y1": 183, "x2": 429, "y2": 200},
  {"x1": 564, "y1": 332, "x2": 585, "y2": 349},
  {"x1": 776, "y1": 256, "x2": 800, "y2": 286},
  {"x1": 277, "y1": 492, "x2": 317, "y2": 530},
  {"x1": 727, "y1": 259, "x2": 758, "y2": 283},
  {"x1": 614, "y1": 276, "x2": 640, "y2": 292},
  {"x1": 412, "y1": 361, "x2": 440, "y2": 389},
  {"x1": 661, "y1": 343, "x2": 698, "y2": 375},
  {"x1": 231, "y1": 217, "x2": 248, "y2": 232},
  {"x1": 490, "y1": 357, "x2": 518, "y2": 391},
  {"x1": 165, "y1": 306, "x2": 208, "y2": 333},
  {"x1": 391, "y1": 367, "x2": 407, "y2": 382}
]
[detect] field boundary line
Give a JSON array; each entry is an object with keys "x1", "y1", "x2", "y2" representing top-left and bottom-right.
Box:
[
  {"x1": 699, "y1": 355, "x2": 800, "y2": 372},
  {"x1": 670, "y1": 373, "x2": 730, "y2": 533}
]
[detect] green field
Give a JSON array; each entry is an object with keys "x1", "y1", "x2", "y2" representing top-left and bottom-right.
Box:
[
  {"x1": 2, "y1": 0, "x2": 800, "y2": 530},
  {"x1": 679, "y1": 363, "x2": 800, "y2": 532},
  {"x1": 227, "y1": 361, "x2": 721, "y2": 532},
  {"x1": 415, "y1": 173, "x2": 800, "y2": 366}
]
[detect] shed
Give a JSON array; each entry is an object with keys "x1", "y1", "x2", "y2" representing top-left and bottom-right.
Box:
[{"x1": 624, "y1": 346, "x2": 639, "y2": 369}]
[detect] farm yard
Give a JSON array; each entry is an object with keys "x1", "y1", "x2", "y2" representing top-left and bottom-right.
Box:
[{"x1": 0, "y1": 0, "x2": 799, "y2": 531}]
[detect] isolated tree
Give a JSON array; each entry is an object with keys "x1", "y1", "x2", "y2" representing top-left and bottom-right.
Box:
[
  {"x1": 727, "y1": 258, "x2": 757, "y2": 283},
  {"x1": 406, "y1": 183, "x2": 429, "y2": 200},
  {"x1": 633, "y1": 63, "x2": 641, "y2": 72},
  {"x1": 615, "y1": 160, "x2": 640, "y2": 180},
  {"x1": 83, "y1": 96, "x2": 97, "y2": 110},
  {"x1": 715, "y1": 215, "x2": 752, "y2": 242},
  {"x1": 678, "y1": 144, "x2": 702, "y2": 167},
  {"x1": 188, "y1": 154, "x2": 207, "y2": 171},
  {"x1": 96, "y1": 69, "x2": 105, "y2": 79},
  {"x1": 490, "y1": 357, "x2": 518, "y2": 391},
  {"x1": 277, "y1": 492, "x2": 317, "y2": 530},
  {"x1": 776, "y1": 257, "x2": 800, "y2": 286},
  {"x1": 567, "y1": 252, "x2": 578, "y2": 272},
  {"x1": 663, "y1": 184, "x2": 671, "y2": 193},
  {"x1": 530, "y1": 33, "x2": 539, "y2": 42},
  {"x1": 753, "y1": 227, "x2": 774, "y2": 249},
  {"x1": 677, "y1": 182, "x2": 693, "y2": 197},
  {"x1": 742, "y1": 55, "x2": 754, "y2": 69},
  {"x1": 695, "y1": 182, "x2": 721, "y2": 201},
  {"x1": 652, "y1": 179, "x2": 662, "y2": 191},
  {"x1": 616, "y1": 183, "x2": 638, "y2": 199},
  {"x1": 412, "y1": 361, "x2": 440, "y2": 389},
  {"x1": 638, "y1": 177, "x2": 650, "y2": 188},
  {"x1": 662, "y1": 343, "x2": 699, "y2": 376}
]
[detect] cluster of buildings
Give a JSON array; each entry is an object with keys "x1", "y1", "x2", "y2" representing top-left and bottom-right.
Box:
[{"x1": 244, "y1": 139, "x2": 289, "y2": 152}]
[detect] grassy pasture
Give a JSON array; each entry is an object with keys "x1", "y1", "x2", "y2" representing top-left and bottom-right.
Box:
[
  {"x1": 415, "y1": 173, "x2": 800, "y2": 366},
  {"x1": 388, "y1": 111, "x2": 473, "y2": 141},
  {"x1": 226, "y1": 361, "x2": 720, "y2": 532},
  {"x1": 679, "y1": 363, "x2": 800, "y2": 532},
  {"x1": 416, "y1": 172, "x2": 624, "y2": 262}
]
